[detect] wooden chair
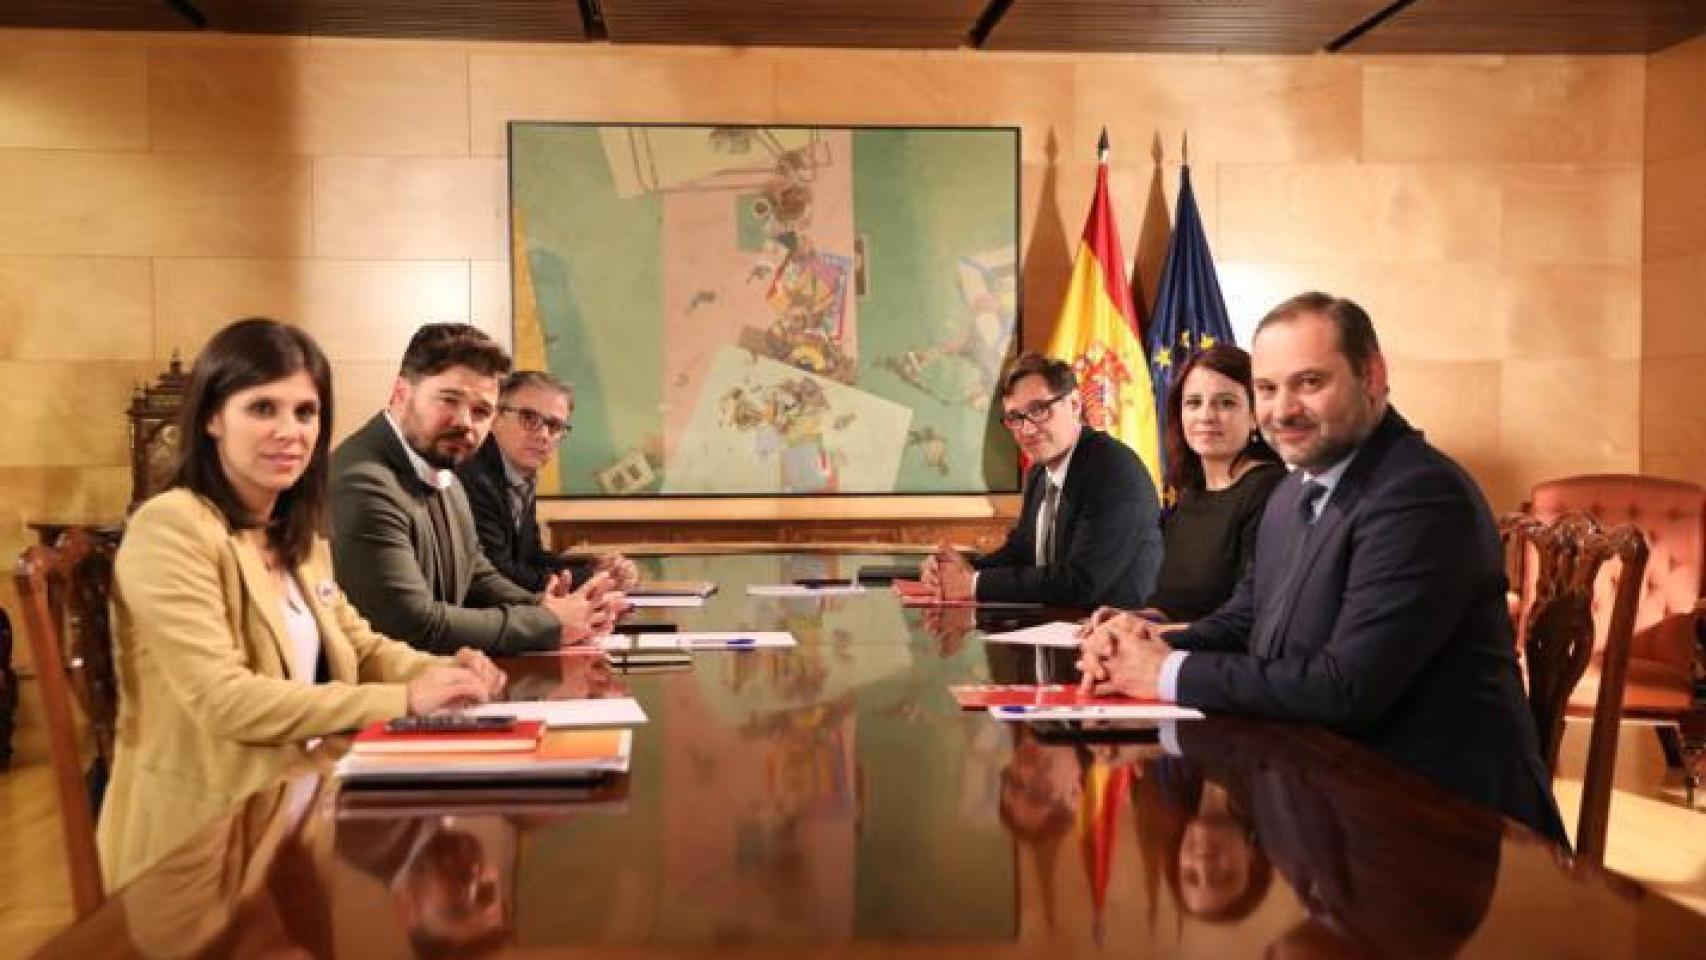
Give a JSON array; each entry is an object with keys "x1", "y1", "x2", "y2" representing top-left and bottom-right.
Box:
[
  {"x1": 1502, "y1": 512, "x2": 1647, "y2": 867},
  {"x1": 1521, "y1": 475, "x2": 1703, "y2": 807},
  {"x1": 0, "y1": 608, "x2": 16, "y2": 769},
  {"x1": 14, "y1": 528, "x2": 120, "y2": 918}
]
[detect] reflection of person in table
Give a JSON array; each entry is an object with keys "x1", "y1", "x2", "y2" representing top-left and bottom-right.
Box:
[
  {"x1": 391, "y1": 824, "x2": 511, "y2": 958},
  {"x1": 119, "y1": 771, "x2": 334, "y2": 960},
  {"x1": 917, "y1": 604, "x2": 975, "y2": 656},
  {"x1": 500, "y1": 651, "x2": 621, "y2": 702},
  {"x1": 1175, "y1": 721, "x2": 1501, "y2": 960},
  {"x1": 339, "y1": 814, "x2": 524, "y2": 960},
  {"x1": 1131, "y1": 759, "x2": 1272, "y2": 924},
  {"x1": 997, "y1": 725, "x2": 1084, "y2": 930}
]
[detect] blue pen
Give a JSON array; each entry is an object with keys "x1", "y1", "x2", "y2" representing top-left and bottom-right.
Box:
[{"x1": 695, "y1": 637, "x2": 757, "y2": 649}]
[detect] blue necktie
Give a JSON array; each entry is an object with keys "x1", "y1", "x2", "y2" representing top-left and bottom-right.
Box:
[
  {"x1": 1253, "y1": 480, "x2": 1330, "y2": 657},
  {"x1": 1298, "y1": 480, "x2": 1327, "y2": 525}
]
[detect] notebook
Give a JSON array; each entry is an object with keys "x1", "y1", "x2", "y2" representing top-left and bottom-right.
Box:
[{"x1": 350, "y1": 719, "x2": 545, "y2": 755}]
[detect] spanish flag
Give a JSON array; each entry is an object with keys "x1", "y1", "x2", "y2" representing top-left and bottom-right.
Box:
[{"x1": 1046, "y1": 131, "x2": 1162, "y2": 491}]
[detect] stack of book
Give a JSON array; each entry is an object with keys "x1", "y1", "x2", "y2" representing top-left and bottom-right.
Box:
[{"x1": 336, "y1": 719, "x2": 632, "y2": 786}]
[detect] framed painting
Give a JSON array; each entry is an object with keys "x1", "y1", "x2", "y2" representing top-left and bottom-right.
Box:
[{"x1": 508, "y1": 122, "x2": 1022, "y2": 497}]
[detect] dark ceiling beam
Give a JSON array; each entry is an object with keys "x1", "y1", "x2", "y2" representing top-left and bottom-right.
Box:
[
  {"x1": 164, "y1": 0, "x2": 208, "y2": 28},
  {"x1": 576, "y1": 0, "x2": 609, "y2": 40},
  {"x1": 1324, "y1": 0, "x2": 1417, "y2": 52},
  {"x1": 0, "y1": 0, "x2": 1698, "y2": 53},
  {"x1": 968, "y1": 0, "x2": 1018, "y2": 49}
]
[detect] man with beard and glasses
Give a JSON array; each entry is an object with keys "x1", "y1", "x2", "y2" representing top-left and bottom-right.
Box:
[
  {"x1": 331, "y1": 324, "x2": 622, "y2": 655},
  {"x1": 1076, "y1": 293, "x2": 1566, "y2": 844},
  {"x1": 456, "y1": 370, "x2": 638, "y2": 593}
]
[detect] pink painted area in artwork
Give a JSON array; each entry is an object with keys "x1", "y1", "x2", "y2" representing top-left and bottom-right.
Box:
[{"x1": 659, "y1": 130, "x2": 859, "y2": 461}]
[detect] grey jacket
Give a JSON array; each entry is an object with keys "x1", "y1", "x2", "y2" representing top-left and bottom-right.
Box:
[{"x1": 329, "y1": 412, "x2": 561, "y2": 655}]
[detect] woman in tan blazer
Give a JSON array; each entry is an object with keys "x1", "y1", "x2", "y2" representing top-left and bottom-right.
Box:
[{"x1": 99, "y1": 318, "x2": 506, "y2": 891}]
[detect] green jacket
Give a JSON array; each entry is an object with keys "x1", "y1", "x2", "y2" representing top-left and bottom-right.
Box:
[{"x1": 329, "y1": 412, "x2": 561, "y2": 655}]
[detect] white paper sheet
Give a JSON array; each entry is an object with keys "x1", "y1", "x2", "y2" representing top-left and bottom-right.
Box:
[
  {"x1": 625, "y1": 595, "x2": 707, "y2": 608},
  {"x1": 746, "y1": 583, "x2": 867, "y2": 597},
  {"x1": 673, "y1": 631, "x2": 798, "y2": 650},
  {"x1": 987, "y1": 703, "x2": 1204, "y2": 721},
  {"x1": 469, "y1": 697, "x2": 648, "y2": 728},
  {"x1": 980, "y1": 621, "x2": 1083, "y2": 649},
  {"x1": 595, "y1": 634, "x2": 705, "y2": 651}
]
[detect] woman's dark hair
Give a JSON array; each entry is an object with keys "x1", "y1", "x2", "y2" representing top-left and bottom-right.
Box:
[
  {"x1": 171, "y1": 318, "x2": 333, "y2": 566},
  {"x1": 1163, "y1": 344, "x2": 1277, "y2": 493}
]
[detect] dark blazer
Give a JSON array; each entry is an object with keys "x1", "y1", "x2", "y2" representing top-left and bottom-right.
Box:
[
  {"x1": 329, "y1": 413, "x2": 561, "y2": 656},
  {"x1": 974, "y1": 427, "x2": 1162, "y2": 609},
  {"x1": 456, "y1": 436, "x2": 580, "y2": 593},
  {"x1": 1171, "y1": 409, "x2": 1566, "y2": 842}
]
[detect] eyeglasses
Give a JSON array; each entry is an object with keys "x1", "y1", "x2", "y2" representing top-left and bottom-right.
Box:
[
  {"x1": 999, "y1": 391, "x2": 1071, "y2": 431},
  {"x1": 500, "y1": 404, "x2": 571, "y2": 440}
]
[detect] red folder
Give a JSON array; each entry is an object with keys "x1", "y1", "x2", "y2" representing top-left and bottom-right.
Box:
[{"x1": 949, "y1": 684, "x2": 1165, "y2": 709}]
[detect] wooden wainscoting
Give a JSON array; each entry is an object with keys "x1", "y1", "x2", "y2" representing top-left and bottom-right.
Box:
[{"x1": 540, "y1": 495, "x2": 1020, "y2": 554}]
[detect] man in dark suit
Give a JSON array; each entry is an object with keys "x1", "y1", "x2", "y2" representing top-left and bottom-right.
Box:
[
  {"x1": 1078, "y1": 293, "x2": 1566, "y2": 842},
  {"x1": 456, "y1": 370, "x2": 636, "y2": 592},
  {"x1": 922, "y1": 352, "x2": 1163, "y2": 609},
  {"x1": 330, "y1": 324, "x2": 623, "y2": 656}
]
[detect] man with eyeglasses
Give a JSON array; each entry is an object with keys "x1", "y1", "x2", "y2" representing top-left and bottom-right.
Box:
[
  {"x1": 457, "y1": 370, "x2": 638, "y2": 593},
  {"x1": 921, "y1": 351, "x2": 1163, "y2": 609},
  {"x1": 331, "y1": 324, "x2": 626, "y2": 656}
]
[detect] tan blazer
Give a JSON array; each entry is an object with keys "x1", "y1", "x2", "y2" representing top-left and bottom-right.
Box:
[{"x1": 98, "y1": 489, "x2": 441, "y2": 891}]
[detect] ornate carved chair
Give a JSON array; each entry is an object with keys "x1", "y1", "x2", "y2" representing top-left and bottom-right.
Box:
[
  {"x1": 126, "y1": 353, "x2": 189, "y2": 514},
  {"x1": 1502, "y1": 512, "x2": 1647, "y2": 867},
  {"x1": 1515, "y1": 475, "x2": 1704, "y2": 807},
  {"x1": 14, "y1": 528, "x2": 120, "y2": 918}
]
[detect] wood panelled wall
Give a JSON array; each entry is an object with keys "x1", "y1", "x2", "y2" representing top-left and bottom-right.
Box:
[
  {"x1": 1643, "y1": 33, "x2": 1706, "y2": 485},
  {"x1": 1, "y1": 29, "x2": 1695, "y2": 622}
]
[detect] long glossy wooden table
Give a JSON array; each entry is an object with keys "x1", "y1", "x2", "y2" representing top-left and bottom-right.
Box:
[{"x1": 34, "y1": 553, "x2": 1706, "y2": 958}]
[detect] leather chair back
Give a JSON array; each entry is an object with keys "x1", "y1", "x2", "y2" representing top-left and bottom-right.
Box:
[{"x1": 1520, "y1": 474, "x2": 1701, "y2": 715}]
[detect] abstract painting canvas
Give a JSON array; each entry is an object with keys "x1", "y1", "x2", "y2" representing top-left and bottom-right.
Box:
[{"x1": 509, "y1": 123, "x2": 1021, "y2": 497}]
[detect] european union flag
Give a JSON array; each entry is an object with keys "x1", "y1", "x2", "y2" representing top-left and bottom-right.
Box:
[{"x1": 1144, "y1": 164, "x2": 1234, "y2": 485}]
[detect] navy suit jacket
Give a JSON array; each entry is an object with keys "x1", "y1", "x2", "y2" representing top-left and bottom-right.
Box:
[
  {"x1": 456, "y1": 437, "x2": 582, "y2": 593},
  {"x1": 974, "y1": 427, "x2": 1162, "y2": 609},
  {"x1": 1171, "y1": 409, "x2": 1566, "y2": 842}
]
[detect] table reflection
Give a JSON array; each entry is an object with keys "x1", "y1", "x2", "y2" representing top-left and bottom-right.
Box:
[{"x1": 339, "y1": 815, "x2": 518, "y2": 958}]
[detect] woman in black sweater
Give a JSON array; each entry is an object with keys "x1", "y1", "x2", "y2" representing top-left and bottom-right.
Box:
[{"x1": 1143, "y1": 344, "x2": 1284, "y2": 622}]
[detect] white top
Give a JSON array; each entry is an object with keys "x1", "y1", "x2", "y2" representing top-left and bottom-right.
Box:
[{"x1": 281, "y1": 574, "x2": 323, "y2": 684}]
